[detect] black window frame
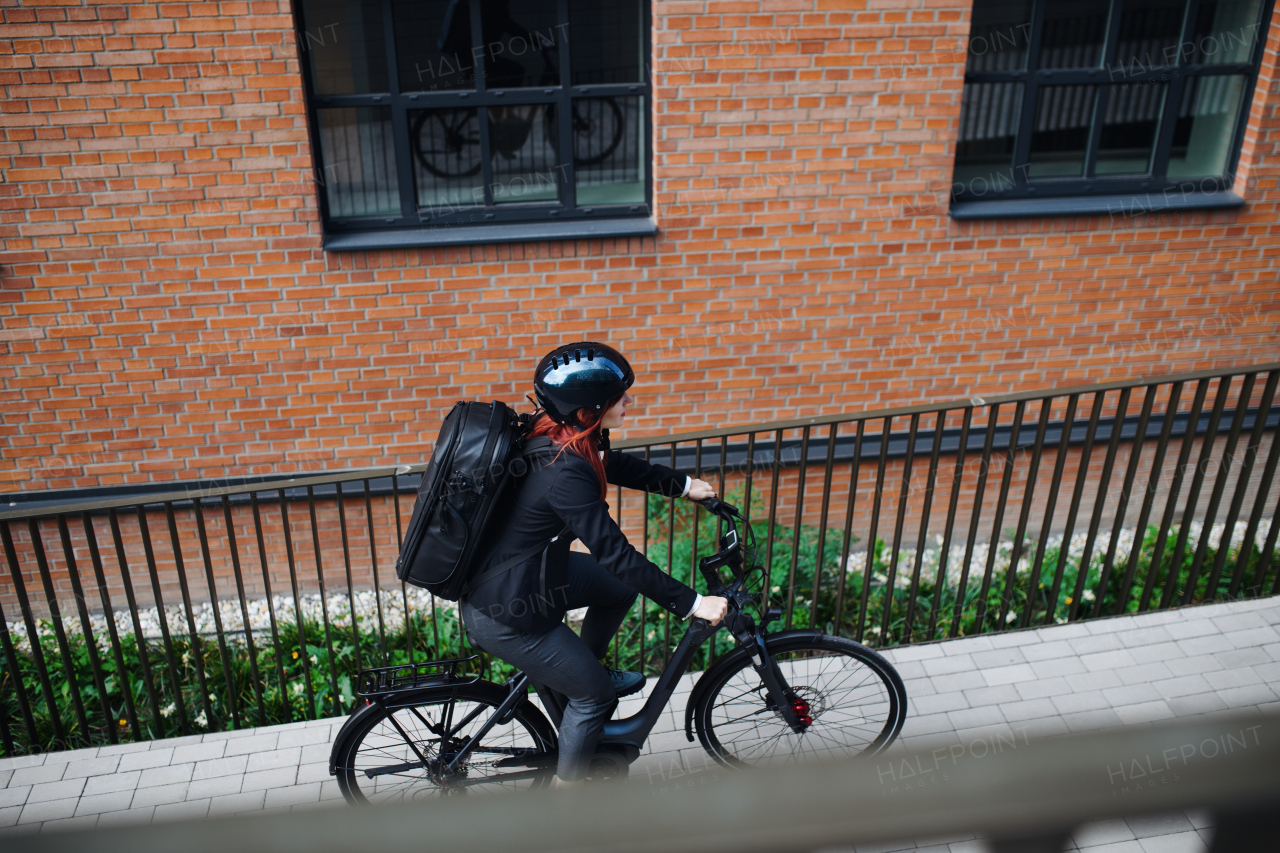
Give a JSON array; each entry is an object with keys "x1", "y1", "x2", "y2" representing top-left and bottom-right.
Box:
[
  {"x1": 292, "y1": 0, "x2": 654, "y2": 248},
  {"x1": 951, "y1": 0, "x2": 1274, "y2": 213}
]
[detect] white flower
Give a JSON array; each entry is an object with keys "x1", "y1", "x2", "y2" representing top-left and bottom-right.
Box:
[
  {"x1": 160, "y1": 702, "x2": 176, "y2": 719},
  {"x1": 194, "y1": 711, "x2": 208, "y2": 728}
]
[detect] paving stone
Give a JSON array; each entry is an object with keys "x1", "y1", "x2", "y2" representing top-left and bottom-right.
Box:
[
  {"x1": 962, "y1": 685, "x2": 1021, "y2": 707},
  {"x1": 1126, "y1": 812, "x2": 1196, "y2": 838},
  {"x1": 137, "y1": 763, "x2": 195, "y2": 789},
  {"x1": 299, "y1": 743, "x2": 330, "y2": 765},
  {"x1": 911, "y1": 692, "x2": 970, "y2": 715},
  {"x1": 1164, "y1": 619, "x2": 1221, "y2": 640},
  {"x1": 1029, "y1": 657, "x2": 1088, "y2": 678},
  {"x1": 78, "y1": 770, "x2": 139, "y2": 798},
  {"x1": 96, "y1": 807, "x2": 154, "y2": 828},
  {"x1": 171, "y1": 741, "x2": 227, "y2": 764},
  {"x1": 971, "y1": 649, "x2": 1027, "y2": 668},
  {"x1": 9, "y1": 764, "x2": 65, "y2": 787},
  {"x1": 190, "y1": 755, "x2": 249, "y2": 781},
  {"x1": 296, "y1": 762, "x2": 333, "y2": 784},
  {"x1": 1209, "y1": 612, "x2": 1266, "y2": 632},
  {"x1": 1117, "y1": 626, "x2": 1178, "y2": 648},
  {"x1": 239, "y1": 767, "x2": 298, "y2": 792},
  {"x1": 277, "y1": 727, "x2": 332, "y2": 748},
  {"x1": 159, "y1": 735, "x2": 206, "y2": 748},
  {"x1": 1114, "y1": 701, "x2": 1176, "y2": 724},
  {"x1": 26, "y1": 778, "x2": 86, "y2": 805},
  {"x1": 94, "y1": 740, "x2": 155, "y2": 756},
  {"x1": 1060, "y1": 709, "x2": 1125, "y2": 732},
  {"x1": 0, "y1": 786, "x2": 30, "y2": 809},
  {"x1": 0, "y1": 805, "x2": 22, "y2": 828},
  {"x1": 1166, "y1": 694, "x2": 1230, "y2": 716},
  {"x1": 929, "y1": 671, "x2": 988, "y2": 693},
  {"x1": 224, "y1": 733, "x2": 280, "y2": 756},
  {"x1": 1151, "y1": 675, "x2": 1214, "y2": 700},
  {"x1": 1052, "y1": 692, "x2": 1111, "y2": 714},
  {"x1": 1215, "y1": 683, "x2": 1278, "y2": 706},
  {"x1": 61, "y1": 756, "x2": 121, "y2": 779},
  {"x1": 40, "y1": 746, "x2": 101, "y2": 766},
  {"x1": 18, "y1": 796, "x2": 80, "y2": 824},
  {"x1": 38, "y1": 814, "x2": 100, "y2": 833},
  {"x1": 74, "y1": 790, "x2": 135, "y2": 816},
  {"x1": 883, "y1": 643, "x2": 945, "y2": 662},
  {"x1": 1021, "y1": 639, "x2": 1078, "y2": 661},
  {"x1": 1102, "y1": 684, "x2": 1164, "y2": 706},
  {"x1": 131, "y1": 783, "x2": 190, "y2": 808},
  {"x1": 246, "y1": 747, "x2": 302, "y2": 773},
  {"x1": 1135, "y1": 830, "x2": 1208, "y2": 852},
  {"x1": 1068, "y1": 670, "x2": 1124, "y2": 691},
  {"x1": 208, "y1": 790, "x2": 267, "y2": 816},
  {"x1": 1165, "y1": 655, "x2": 1220, "y2": 676},
  {"x1": 264, "y1": 783, "x2": 321, "y2": 809},
  {"x1": 1081, "y1": 650, "x2": 1139, "y2": 671},
  {"x1": 187, "y1": 774, "x2": 244, "y2": 800},
  {"x1": 0, "y1": 754, "x2": 47, "y2": 772},
  {"x1": 1130, "y1": 643, "x2": 1188, "y2": 664},
  {"x1": 1000, "y1": 698, "x2": 1060, "y2": 722},
  {"x1": 153, "y1": 799, "x2": 210, "y2": 822},
  {"x1": 982, "y1": 663, "x2": 1036, "y2": 686},
  {"x1": 1177, "y1": 634, "x2": 1234, "y2": 656},
  {"x1": 1015, "y1": 677, "x2": 1074, "y2": 700},
  {"x1": 118, "y1": 748, "x2": 174, "y2": 772},
  {"x1": 1202, "y1": 667, "x2": 1262, "y2": 690},
  {"x1": 946, "y1": 706, "x2": 1006, "y2": 729}
]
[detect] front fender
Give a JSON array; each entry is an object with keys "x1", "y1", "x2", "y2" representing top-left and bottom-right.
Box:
[{"x1": 682, "y1": 629, "x2": 821, "y2": 741}]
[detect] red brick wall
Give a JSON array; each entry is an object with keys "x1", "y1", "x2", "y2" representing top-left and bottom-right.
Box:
[{"x1": 2, "y1": 0, "x2": 1280, "y2": 492}]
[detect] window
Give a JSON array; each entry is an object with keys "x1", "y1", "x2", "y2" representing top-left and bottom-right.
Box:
[
  {"x1": 951, "y1": 0, "x2": 1272, "y2": 211},
  {"x1": 294, "y1": 0, "x2": 651, "y2": 247}
]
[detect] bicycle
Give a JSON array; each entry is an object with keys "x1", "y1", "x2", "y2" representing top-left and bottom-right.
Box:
[{"x1": 328, "y1": 497, "x2": 908, "y2": 803}]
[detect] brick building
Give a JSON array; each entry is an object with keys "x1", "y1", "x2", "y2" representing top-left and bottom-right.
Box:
[{"x1": 2, "y1": 0, "x2": 1279, "y2": 493}]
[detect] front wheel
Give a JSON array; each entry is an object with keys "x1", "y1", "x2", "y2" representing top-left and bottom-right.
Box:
[
  {"x1": 692, "y1": 634, "x2": 907, "y2": 768},
  {"x1": 332, "y1": 681, "x2": 557, "y2": 804}
]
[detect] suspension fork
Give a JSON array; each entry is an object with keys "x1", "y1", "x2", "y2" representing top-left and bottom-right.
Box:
[{"x1": 732, "y1": 614, "x2": 806, "y2": 733}]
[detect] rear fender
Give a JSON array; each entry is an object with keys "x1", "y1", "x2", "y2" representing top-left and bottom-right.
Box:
[{"x1": 682, "y1": 629, "x2": 821, "y2": 741}]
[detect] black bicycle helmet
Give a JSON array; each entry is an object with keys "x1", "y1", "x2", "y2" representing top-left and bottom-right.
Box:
[{"x1": 533, "y1": 341, "x2": 634, "y2": 426}]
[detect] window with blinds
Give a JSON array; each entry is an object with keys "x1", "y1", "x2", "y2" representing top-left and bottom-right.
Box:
[{"x1": 952, "y1": 0, "x2": 1271, "y2": 203}]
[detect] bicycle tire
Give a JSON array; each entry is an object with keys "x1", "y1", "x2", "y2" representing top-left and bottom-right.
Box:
[
  {"x1": 692, "y1": 633, "x2": 907, "y2": 769},
  {"x1": 543, "y1": 97, "x2": 626, "y2": 168},
  {"x1": 411, "y1": 109, "x2": 484, "y2": 179},
  {"x1": 332, "y1": 681, "x2": 557, "y2": 804}
]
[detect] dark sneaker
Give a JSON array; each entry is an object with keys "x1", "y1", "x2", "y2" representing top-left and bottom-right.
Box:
[{"x1": 607, "y1": 668, "x2": 646, "y2": 698}]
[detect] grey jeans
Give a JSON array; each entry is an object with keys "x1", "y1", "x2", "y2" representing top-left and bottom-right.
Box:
[{"x1": 460, "y1": 552, "x2": 639, "y2": 781}]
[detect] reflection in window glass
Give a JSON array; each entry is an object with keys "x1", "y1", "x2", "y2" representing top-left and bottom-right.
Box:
[
  {"x1": 1039, "y1": 0, "x2": 1110, "y2": 69},
  {"x1": 409, "y1": 108, "x2": 485, "y2": 212},
  {"x1": 1028, "y1": 85, "x2": 1097, "y2": 178},
  {"x1": 1096, "y1": 82, "x2": 1166, "y2": 174},
  {"x1": 395, "y1": 0, "x2": 476, "y2": 93},
  {"x1": 954, "y1": 82, "x2": 1024, "y2": 193},
  {"x1": 965, "y1": 0, "x2": 1033, "y2": 72},
  {"x1": 574, "y1": 97, "x2": 644, "y2": 205},
  {"x1": 317, "y1": 108, "x2": 399, "y2": 217},
  {"x1": 1167, "y1": 74, "x2": 1246, "y2": 177},
  {"x1": 570, "y1": 0, "x2": 644, "y2": 84},
  {"x1": 479, "y1": 0, "x2": 561, "y2": 89},
  {"x1": 1191, "y1": 0, "x2": 1265, "y2": 64},
  {"x1": 299, "y1": 0, "x2": 388, "y2": 95},
  {"x1": 489, "y1": 104, "x2": 560, "y2": 204},
  {"x1": 1113, "y1": 0, "x2": 1187, "y2": 70}
]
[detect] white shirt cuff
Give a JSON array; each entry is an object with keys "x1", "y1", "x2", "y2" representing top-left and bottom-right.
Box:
[
  {"x1": 682, "y1": 593, "x2": 702, "y2": 620},
  {"x1": 680, "y1": 475, "x2": 692, "y2": 498}
]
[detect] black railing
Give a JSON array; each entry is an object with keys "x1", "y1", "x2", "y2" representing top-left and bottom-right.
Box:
[{"x1": 2, "y1": 360, "x2": 1278, "y2": 756}]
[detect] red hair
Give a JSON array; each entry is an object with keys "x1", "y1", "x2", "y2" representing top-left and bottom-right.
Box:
[{"x1": 526, "y1": 394, "x2": 623, "y2": 502}]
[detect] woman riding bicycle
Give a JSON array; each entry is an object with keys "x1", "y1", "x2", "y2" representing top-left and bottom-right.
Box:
[{"x1": 460, "y1": 341, "x2": 729, "y2": 788}]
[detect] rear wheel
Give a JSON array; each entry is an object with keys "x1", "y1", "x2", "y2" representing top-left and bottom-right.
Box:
[
  {"x1": 692, "y1": 634, "x2": 907, "y2": 768},
  {"x1": 333, "y1": 682, "x2": 556, "y2": 804}
]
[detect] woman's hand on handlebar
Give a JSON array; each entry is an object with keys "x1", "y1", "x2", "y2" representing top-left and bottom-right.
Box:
[
  {"x1": 693, "y1": 595, "x2": 729, "y2": 625},
  {"x1": 687, "y1": 479, "x2": 717, "y2": 501}
]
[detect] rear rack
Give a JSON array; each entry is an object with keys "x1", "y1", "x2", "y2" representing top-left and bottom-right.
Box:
[{"x1": 355, "y1": 655, "x2": 483, "y2": 698}]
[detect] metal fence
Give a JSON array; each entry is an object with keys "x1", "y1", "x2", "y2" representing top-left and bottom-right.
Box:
[{"x1": 2, "y1": 360, "x2": 1278, "y2": 756}]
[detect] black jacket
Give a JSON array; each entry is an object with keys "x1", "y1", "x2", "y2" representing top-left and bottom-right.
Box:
[{"x1": 464, "y1": 436, "x2": 697, "y2": 634}]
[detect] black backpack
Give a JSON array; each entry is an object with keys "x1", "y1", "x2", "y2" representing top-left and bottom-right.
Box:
[{"x1": 394, "y1": 401, "x2": 566, "y2": 600}]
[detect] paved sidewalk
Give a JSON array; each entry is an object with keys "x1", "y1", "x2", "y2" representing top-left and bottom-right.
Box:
[{"x1": 2, "y1": 595, "x2": 1277, "y2": 851}]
